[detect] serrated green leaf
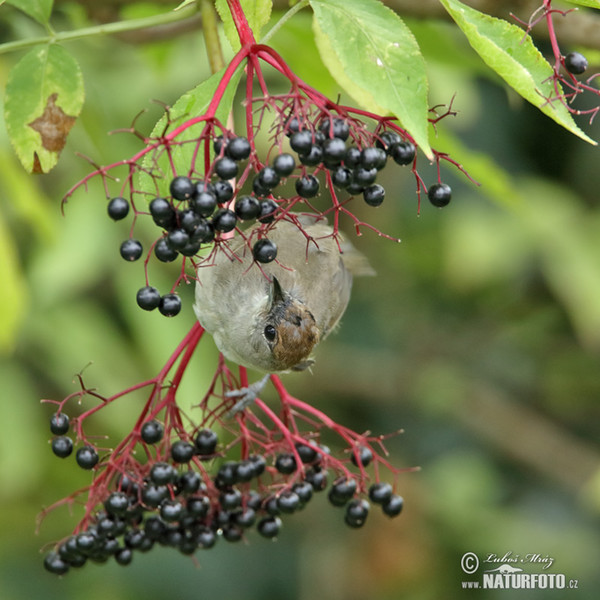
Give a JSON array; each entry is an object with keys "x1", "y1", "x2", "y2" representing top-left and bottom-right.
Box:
[
  {"x1": 175, "y1": 0, "x2": 197, "y2": 10},
  {"x1": 309, "y1": 0, "x2": 431, "y2": 158},
  {"x1": 564, "y1": 0, "x2": 600, "y2": 8},
  {"x1": 439, "y1": 0, "x2": 596, "y2": 145},
  {"x1": 215, "y1": 0, "x2": 272, "y2": 49},
  {"x1": 139, "y1": 67, "x2": 243, "y2": 197},
  {"x1": 4, "y1": 44, "x2": 84, "y2": 173},
  {"x1": 6, "y1": 0, "x2": 53, "y2": 25}
]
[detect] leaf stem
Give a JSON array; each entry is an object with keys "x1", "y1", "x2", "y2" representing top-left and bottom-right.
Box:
[
  {"x1": 201, "y1": 0, "x2": 225, "y2": 74},
  {"x1": 262, "y1": 0, "x2": 310, "y2": 44},
  {"x1": 0, "y1": 4, "x2": 200, "y2": 55}
]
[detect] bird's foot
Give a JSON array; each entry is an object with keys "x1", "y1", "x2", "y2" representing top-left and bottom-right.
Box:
[{"x1": 224, "y1": 374, "x2": 271, "y2": 417}]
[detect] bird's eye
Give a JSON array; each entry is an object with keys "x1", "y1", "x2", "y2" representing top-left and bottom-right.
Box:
[{"x1": 264, "y1": 325, "x2": 277, "y2": 342}]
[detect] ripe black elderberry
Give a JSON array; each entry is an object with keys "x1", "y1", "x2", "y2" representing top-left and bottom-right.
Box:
[
  {"x1": 104, "y1": 491, "x2": 130, "y2": 517},
  {"x1": 331, "y1": 166, "x2": 352, "y2": 189},
  {"x1": 295, "y1": 442, "x2": 318, "y2": 464},
  {"x1": 295, "y1": 174, "x2": 319, "y2": 198},
  {"x1": 565, "y1": 51, "x2": 588, "y2": 75},
  {"x1": 376, "y1": 130, "x2": 402, "y2": 151},
  {"x1": 382, "y1": 494, "x2": 404, "y2": 517},
  {"x1": 257, "y1": 199, "x2": 278, "y2": 223},
  {"x1": 328, "y1": 477, "x2": 357, "y2": 506},
  {"x1": 345, "y1": 498, "x2": 370, "y2": 528},
  {"x1": 322, "y1": 138, "x2": 347, "y2": 163},
  {"x1": 344, "y1": 146, "x2": 361, "y2": 167},
  {"x1": 257, "y1": 516, "x2": 281, "y2": 538},
  {"x1": 215, "y1": 157, "x2": 239, "y2": 180},
  {"x1": 50, "y1": 412, "x2": 69, "y2": 435},
  {"x1": 390, "y1": 140, "x2": 416, "y2": 165},
  {"x1": 212, "y1": 208, "x2": 237, "y2": 233},
  {"x1": 51, "y1": 436, "x2": 73, "y2": 458},
  {"x1": 176, "y1": 471, "x2": 202, "y2": 494},
  {"x1": 253, "y1": 239, "x2": 277, "y2": 264},
  {"x1": 194, "y1": 428, "x2": 218, "y2": 456},
  {"x1": 292, "y1": 481, "x2": 313, "y2": 505},
  {"x1": 363, "y1": 184, "x2": 385, "y2": 207},
  {"x1": 158, "y1": 294, "x2": 181, "y2": 317},
  {"x1": 225, "y1": 136, "x2": 251, "y2": 161},
  {"x1": 276, "y1": 490, "x2": 301, "y2": 514},
  {"x1": 220, "y1": 488, "x2": 242, "y2": 510},
  {"x1": 170, "y1": 176, "x2": 195, "y2": 201},
  {"x1": 141, "y1": 420, "x2": 163, "y2": 444},
  {"x1": 44, "y1": 552, "x2": 70, "y2": 575},
  {"x1": 368, "y1": 481, "x2": 393, "y2": 504},
  {"x1": 171, "y1": 440, "x2": 195, "y2": 463},
  {"x1": 351, "y1": 445, "x2": 374, "y2": 467},
  {"x1": 160, "y1": 499, "x2": 184, "y2": 523},
  {"x1": 154, "y1": 238, "x2": 178, "y2": 263},
  {"x1": 256, "y1": 166, "x2": 281, "y2": 190},
  {"x1": 150, "y1": 462, "x2": 177, "y2": 485},
  {"x1": 305, "y1": 466, "x2": 328, "y2": 491},
  {"x1": 428, "y1": 182, "x2": 452, "y2": 207},
  {"x1": 192, "y1": 189, "x2": 217, "y2": 217},
  {"x1": 150, "y1": 197, "x2": 176, "y2": 228},
  {"x1": 299, "y1": 145, "x2": 323, "y2": 167},
  {"x1": 354, "y1": 167, "x2": 377, "y2": 186},
  {"x1": 166, "y1": 229, "x2": 190, "y2": 251},
  {"x1": 136, "y1": 286, "x2": 161, "y2": 311},
  {"x1": 290, "y1": 130, "x2": 313, "y2": 154},
  {"x1": 235, "y1": 195, "x2": 260, "y2": 221},
  {"x1": 107, "y1": 197, "x2": 130, "y2": 221},
  {"x1": 179, "y1": 209, "x2": 202, "y2": 233},
  {"x1": 120, "y1": 239, "x2": 143, "y2": 261},
  {"x1": 275, "y1": 453, "x2": 297, "y2": 474},
  {"x1": 320, "y1": 117, "x2": 350, "y2": 141},
  {"x1": 272, "y1": 153, "x2": 296, "y2": 176},
  {"x1": 76, "y1": 446, "x2": 99, "y2": 470}
]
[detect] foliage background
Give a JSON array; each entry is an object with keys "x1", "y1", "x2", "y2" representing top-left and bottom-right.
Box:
[{"x1": 0, "y1": 2, "x2": 599, "y2": 599}]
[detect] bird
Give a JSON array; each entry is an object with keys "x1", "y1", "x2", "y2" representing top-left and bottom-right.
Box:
[{"x1": 193, "y1": 215, "x2": 373, "y2": 412}]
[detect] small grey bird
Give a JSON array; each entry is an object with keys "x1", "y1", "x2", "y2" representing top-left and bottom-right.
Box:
[{"x1": 193, "y1": 216, "x2": 373, "y2": 374}]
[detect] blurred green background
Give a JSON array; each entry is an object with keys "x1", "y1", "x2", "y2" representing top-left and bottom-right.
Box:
[{"x1": 1, "y1": 4, "x2": 599, "y2": 599}]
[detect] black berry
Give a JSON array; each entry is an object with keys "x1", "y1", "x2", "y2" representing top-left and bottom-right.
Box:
[
  {"x1": 382, "y1": 494, "x2": 404, "y2": 517},
  {"x1": 51, "y1": 436, "x2": 73, "y2": 458},
  {"x1": 295, "y1": 442, "x2": 318, "y2": 464},
  {"x1": 158, "y1": 294, "x2": 181, "y2": 317},
  {"x1": 322, "y1": 138, "x2": 347, "y2": 163},
  {"x1": 257, "y1": 199, "x2": 278, "y2": 223},
  {"x1": 212, "y1": 208, "x2": 237, "y2": 232},
  {"x1": 215, "y1": 156, "x2": 239, "y2": 180},
  {"x1": 235, "y1": 195, "x2": 260, "y2": 221},
  {"x1": 305, "y1": 466, "x2": 328, "y2": 491},
  {"x1": 150, "y1": 462, "x2": 177, "y2": 485},
  {"x1": 257, "y1": 516, "x2": 281, "y2": 538},
  {"x1": 213, "y1": 180, "x2": 234, "y2": 203},
  {"x1": 256, "y1": 166, "x2": 281, "y2": 190},
  {"x1": 192, "y1": 189, "x2": 217, "y2": 217},
  {"x1": 179, "y1": 208, "x2": 202, "y2": 234},
  {"x1": 351, "y1": 445, "x2": 373, "y2": 468},
  {"x1": 361, "y1": 147, "x2": 384, "y2": 170},
  {"x1": 390, "y1": 141, "x2": 416, "y2": 165},
  {"x1": 377, "y1": 130, "x2": 402, "y2": 151},
  {"x1": 331, "y1": 166, "x2": 353, "y2": 189},
  {"x1": 160, "y1": 499, "x2": 184, "y2": 523},
  {"x1": 275, "y1": 453, "x2": 296, "y2": 474},
  {"x1": 363, "y1": 184, "x2": 385, "y2": 207},
  {"x1": 107, "y1": 197, "x2": 130, "y2": 221},
  {"x1": 76, "y1": 446, "x2": 99, "y2": 470},
  {"x1": 344, "y1": 147, "x2": 361, "y2": 167},
  {"x1": 104, "y1": 491, "x2": 130, "y2": 516},
  {"x1": 141, "y1": 420, "x2": 163, "y2": 444},
  {"x1": 328, "y1": 477, "x2": 357, "y2": 506},
  {"x1": 320, "y1": 117, "x2": 350, "y2": 141},
  {"x1": 272, "y1": 153, "x2": 296, "y2": 176},
  {"x1": 195, "y1": 428, "x2": 218, "y2": 456},
  {"x1": 295, "y1": 174, "x2": 320, "y2": 198},
  {"x1": 44, "y1": 552, "x2": 70, "y2": 575},
  {"x1": 170, "y1": 176, "x2": 195, "y2": 201},
  {"x1": 565, "y1": 51, "x2": 588, "y2": 75},
  {"x1": 225, "y1": 136, "x2": 251, "y2": 161},
  {"x1": 115, "y1": 548, "x2": 133, "y2": 566},
  {"x1": 345, "y1": 498, "x2": 370, "y2": 528},
  {"x1": 150, "y1": 197, "x2": 176, "y2": 229},
  {"x1": 368, "y1": 481, "x2": 393, "y2": 504},
  {"x1": 353, "y1": 167, "x2": 377, "y2": 186},
  {"x1": 253, "y1": 239, "x2": 277, "y2": 263},
  {"x1": 298, "y1": 144, "x2": 323, "y2": 166},
  {"x1": 50, "y1": 412, "x2": 69, "y2": 435},
  {"x1": 136, "y1": 286, "x2": 161, "y2": 311},
  {"x1": 154, "y1": 238, "x2": 178, "y2": 262},
  {"x1": 170, "y1": 440, "x2": 195, "y2": 463},
  {"x1": 290, "y1": 130, "x2": 313, "y2": 154},
  {"x1": 220, "y1": 488, "x2": 242, "y2": 510},
  {"x1": 120, "y1": 239, "x2": 143, "y2": 261},
  {"x1": 176, "y1": 471, "x2": 202, "y2": 494},
  {"x1": 276, "y1": 490, "x2": 301, "y2": 513},
  {"x1": 428, "y1": 182, "x2": 452, "y2": 207},
  {"x1": 166, "y1": 228, "x2": 190, "y2": 251}
]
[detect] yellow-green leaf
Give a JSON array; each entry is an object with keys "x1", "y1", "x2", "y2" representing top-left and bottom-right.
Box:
[
  {"x1": 4, "y1": 44, "x2": 84, "y2": 173},
  {"x1": 310, "y1": 0, "x2": 431, "y2": 158},
  {"x1": 565, "y1": 0, "x2": 600, "y2": 8},
  {"x1": 5, "y1": 0, "x2": 53, "y2": 25},
  {"x1": 439, "y1": 0, "x2": 596, "y2": 145}
]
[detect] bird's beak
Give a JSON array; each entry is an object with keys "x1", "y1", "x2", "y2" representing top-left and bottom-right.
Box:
[{"x1": 269, "y1": 276, "x2": 285, "y2": 307}]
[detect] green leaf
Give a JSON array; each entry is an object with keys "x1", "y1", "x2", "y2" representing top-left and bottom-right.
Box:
[
  {"x1": 175, "y1": 0, "x2": 197, "y2": 10},
  {"x1": 139, "y1": 67, "x2": 243, "y2": 197},
  {"x1": 309, "y1": 0, "x2": 432, "y2": 158},
  {"x1": 439, "y1": 0, "x2": 596, "y2": 145},
  {"x1": 4, "y1": 44, "x2": 84, "y2": 173},
  {"x1": 564, "y1": 0, "x2": 600, "y2": 8},
  {"x1": 6, "y1": 0, "x2": 53, "y2": 25},
  {"x1": 215, "y1": 0, "x2": 272, "y2": 49}
]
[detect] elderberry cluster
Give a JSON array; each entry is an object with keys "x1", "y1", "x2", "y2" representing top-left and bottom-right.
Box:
[{"x1": 44, "y1": 414, "x2": 403, "y2": 575}]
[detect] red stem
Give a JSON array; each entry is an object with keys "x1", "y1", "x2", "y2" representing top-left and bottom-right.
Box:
[{"x1": 225, "y1": 0, "x2": 256, "y2": 47}]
